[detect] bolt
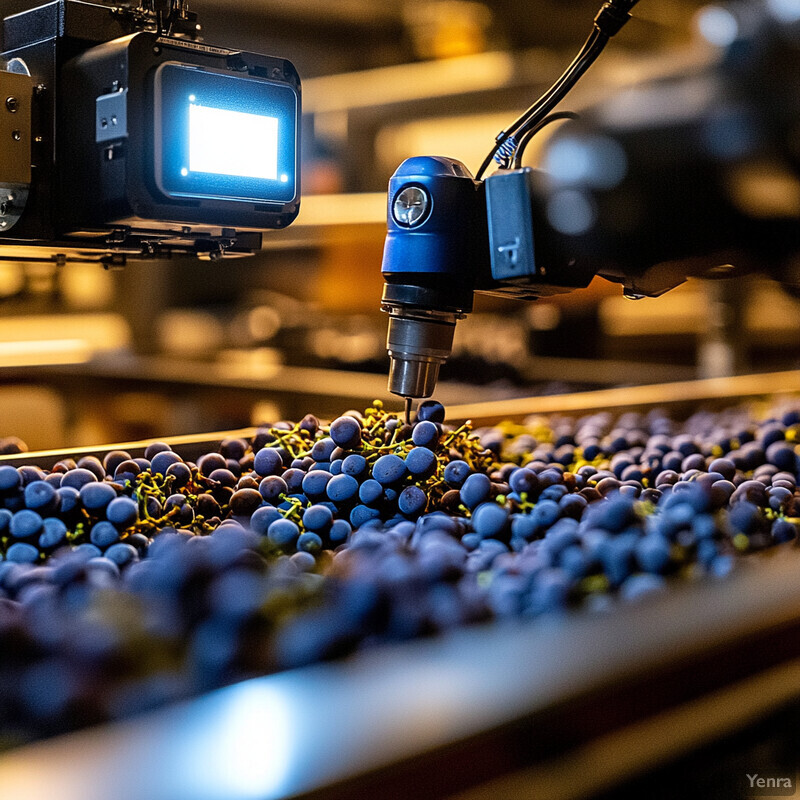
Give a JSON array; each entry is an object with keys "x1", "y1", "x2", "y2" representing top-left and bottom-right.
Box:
[
  {"x1": 11, "y1": 130, "x2": 21, "y2": 141},
  {"x1": 5, "y1": 97, "x2": 18, "y2": 113}
]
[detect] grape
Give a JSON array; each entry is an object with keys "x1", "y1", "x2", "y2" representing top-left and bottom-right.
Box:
[
  {"x1": 197, "y1": 453, "x2": 226, "y2": 477},
  {"x1": 79, "y1": 482, "x2": 117, "y2": 511},
  {"x1": 398, "y1": 486, "x2": 427, "y2": 517},
  {"x1": 404, "y1": 447, "x2": 437, "y2": 479},
  {"x1": 254, "y1": 447, "x2": 283, "y2": 477},
  {"x1": 444, "y1": 460, "x2": 471, "y2": 489},
  {"x1": 267, "y1": 519, "x2": 299, "y2": 550},
  {"x1": 342, "y1": 454, "x2": 367, "y2": 478},
  {"x1": 311, "y1": 438, "x2": 336, "y2": 463},
  {"x1": 330, "y1": 416, "x2": 362, "y2": 449},
  {"x1": 24, "y1": 481, "x2": 57, "y2": 512},
  {"x1": 90, "y1": 522, "x2": 119, "y2": 549},
  {"x1": 259, "y1": 476, "x2": 288, "y2": 504},
  {"x1": 10, "y1": 510, "x2": 43, "y2": 538},
  {"x1": 6, "y1": 542, "x2": 38, "y2": 563},
  {"x1": 61, "y1": 469, "x2": 97, "y2": 491},
  {"x1": 415, "y1": 400, "x2": 445, "y2": 424},
  {"x1": 150, "y1": 451, "x2": 182, "y2": 476},
  {"x1": 38, "y1": 518, "x2": 68, "y2": 551},
  {"x1": 106, "y1": 497, "x2": 139, "y2": 529},
  {"x1": 372, "y1": 455, "x2": 407, "y2": 486},
  {"x1": 329, "y1": 519, "x2": 352, "y2": 544},
  {"x1": 0, "y1": 466, "x2": 20, "y2": 492},
  {"x1": 103, "y1": 450, "x2": 132, "y2": 475},
  {"x1": 350, "y1": 504, "x2": 381, "y2": 527},
  {"x1": 301, "y1": 471, "x2": 332, "y2": 500},
  {"x1": 297, "y1": 532, "x2": 323, "y2": 554},
  {"x1": 303, "y1": 504, "x2": 333, "y2": 532},
  {"x1": 471, "y1": 502, "x2": 509, "y2": 539},
  {"x1": 411, "y1": 421, "x2": 439, "y2": 448},
  {"x1": 460, "y1": 473, "x2": 491, "y2": 510},
  {"x1": 326, "y1": 474, "x2": 359, "y2": 504},
  {"x1": 104, "y1": 543, "x2": 139, "y2": 567},
  {"x1": 358, "y1": 479, "x2": 383, "y2": 506}
]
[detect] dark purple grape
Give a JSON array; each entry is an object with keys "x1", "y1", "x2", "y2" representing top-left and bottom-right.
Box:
[
  {"x1": 330, "y1": 416, "x2": 362, "y2": 449},
  {"x1": 415, "y1": 400, "x2": 445, "y2": 424}
]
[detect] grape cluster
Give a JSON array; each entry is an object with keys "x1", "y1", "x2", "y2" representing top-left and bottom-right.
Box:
[{"x1": 1, "y1": 400, "x2": 799, "y2": 747}]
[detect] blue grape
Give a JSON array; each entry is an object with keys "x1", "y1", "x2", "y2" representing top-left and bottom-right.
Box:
[
  {"x1": 359, "y1": 479, "x2": 383, "y2": 506},
  {"x1": 38, "y1": 518, "x2": 68, "y2": 550},
  {"x1": 0, "y1": 465, "x2": 20, "y2": 491},
  {"x1": 79, "y1": 482, "x2": 117, "y2": 511},
  {"x1": 405, "y1": 447, "x2": 437, "y2": 478},
  {"x1": 350, "y1": 504, "x2": 381, "y2": 528},
  {"x1": 267, "y1": 519, "x2": 299, "y2": 550},
  {"x1": 10, "y1": 510, "x2": 43, "y2": 539},
  {"x1": 61, "y1": 469, "x2": 97, "y2": 491},
  {"x1": 327, "y1": 474, "x2": 359, "y2": 504},
  {"x1": 6, "y1": 542, "x2": 38, "y2": 563},
  {"x1": 303, "y1": 504, "x2": 333, "y2": 532},
  {"x1": 254, "y1": 447, "x2": 283, "y2": 477},
  {"x1": 471, "y1": 502, "x2": 509, "y2": 539},
  {"x1": 398, "y1": 486, "x2": 427, "y2": 517},
  {"x1": 330, "y1": 416, "x2": 361, "y2": 449},
  {"x1": 311, "y1": 438, "x2": 336, "y2": 462},
  {"x1": 460, "y1": 473, "x2": 491, "y2": 509},
  {"x1": 104, "y1": 543, "x2": 139, "y2": 567},
  {"x1": 90, "y1": 522, "x2": 120, "y2": 549},
  {"x1": 329, "y1": 519, "x2": 351, "y2": 544},
  {"x1": 297, "y1": 532, "x2": 323, "y2": 554},
  {"x1": 150, "y1": 451, "x2": 182, "y2": 476},
  {"x1": 259, "y1": 475, "x2": 288, "y2": 504},
  {"x1": 372, "y1": 455, "x2": 407, "y2": 486},
  {"x1": 415, "y1": 400, "x2": 445, "y2": 423},
  {"x1": 302, "y1": 470, "x2": 332, "y2": 499},
  {"x1": 24, "y1": 481, "x2": 57, "y2": 511},
  {"x1": 106, "y1": 497, "x2": 139, "y2": 529},
  {"x1": 411, "y1": 421, "x2": 439, "y2": 448},
  {"x1": 443, "y1": 460, "x2": 471, "y2": 489},
  {"x1": 342, "y1": 454, "x2": 367, "y2": 477},
  {"x1": 250, "y1": 505, "x2": 282, "y2": 536}
]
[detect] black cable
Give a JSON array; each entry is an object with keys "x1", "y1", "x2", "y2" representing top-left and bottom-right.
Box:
[
  {"x1": 512, "y1": 111, "x2": 580, "y2": 169},
  {"x1": 475, "y1": 31, "x2": 602, "y2": 179},
  {"x1": 475, "y1": 0, "x2": 641, "y2": 181}
]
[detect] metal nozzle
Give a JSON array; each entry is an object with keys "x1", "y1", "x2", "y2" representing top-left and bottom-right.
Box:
[{"x1": 383, "y1": 306, "x2": 462, "y2": 399}]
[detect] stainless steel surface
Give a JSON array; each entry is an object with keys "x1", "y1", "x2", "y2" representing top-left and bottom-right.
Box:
[
  {"x1": 4, "y1": 548, "x2": 800, "y2": 799},
  {"x1": 384, "y1": 309, "x2": 460, "y2": 398}
]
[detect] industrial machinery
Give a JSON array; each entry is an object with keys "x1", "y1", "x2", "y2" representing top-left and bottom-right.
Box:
[
  {"x1": 0, "y1": 0, "x2": 300, "y2": 266},
  {"x1": 381, "y1": 0, "x2": 800, "y2": 402}
]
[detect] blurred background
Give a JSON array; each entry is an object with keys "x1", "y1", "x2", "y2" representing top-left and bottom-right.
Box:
[{"x1": 1, "y1": 0, "x2": 800, "y2": 449}]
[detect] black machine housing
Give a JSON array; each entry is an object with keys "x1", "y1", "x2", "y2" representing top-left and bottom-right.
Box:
[{"x1": 0, "y1": 0, "x2": 301, "y2": 264}]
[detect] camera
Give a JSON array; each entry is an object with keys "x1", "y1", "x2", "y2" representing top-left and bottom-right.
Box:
[{"x1": 0, "y1": 0, "x2": 301, "y2": 265}]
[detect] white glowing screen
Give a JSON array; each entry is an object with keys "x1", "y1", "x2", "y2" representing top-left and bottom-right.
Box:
[{"x1": 188, "y1": 104, "x2": 279, "y2": 180}]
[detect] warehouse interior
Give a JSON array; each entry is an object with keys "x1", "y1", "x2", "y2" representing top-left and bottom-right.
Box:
[
  {"x1": 0, "y1": 0, "x2": 797, "y2": 448},
  {"x1": 1, "y1": 1, "x2": 800, "y2": 799}
]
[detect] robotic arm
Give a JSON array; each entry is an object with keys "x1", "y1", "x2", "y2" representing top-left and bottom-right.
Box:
[{"x1": 381, "y1": 0, "x2": 800, "y2": 404}]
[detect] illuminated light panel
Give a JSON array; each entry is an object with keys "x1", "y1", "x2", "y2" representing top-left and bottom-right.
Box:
[{"x1": 189, "y1": 104, "x2": 279, "y2": 180}]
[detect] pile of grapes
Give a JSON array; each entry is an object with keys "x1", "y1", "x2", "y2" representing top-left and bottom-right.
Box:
[{"x1": 1, "y1": 399, "x2": 799, "y2": 748}]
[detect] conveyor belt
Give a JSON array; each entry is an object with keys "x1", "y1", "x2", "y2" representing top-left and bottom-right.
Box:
[{"x1": 2, "y1": 547, "x2": 800, "y2": 800}]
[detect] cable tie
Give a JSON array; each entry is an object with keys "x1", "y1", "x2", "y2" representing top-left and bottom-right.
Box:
[{"x1": 594, "y1": 2, "x2": 631, "y2": 37}]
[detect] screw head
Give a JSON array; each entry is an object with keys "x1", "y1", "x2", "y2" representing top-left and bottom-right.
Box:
[
  {"x1": 5, "y1": 96, "x2": 18, "y2": 113},
  {"x1": 11, "y1": 130, "x2": 21, "y2": 141},
  {"x1": 393, "y1": 186, "x2": 431, "y2": 228}
]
